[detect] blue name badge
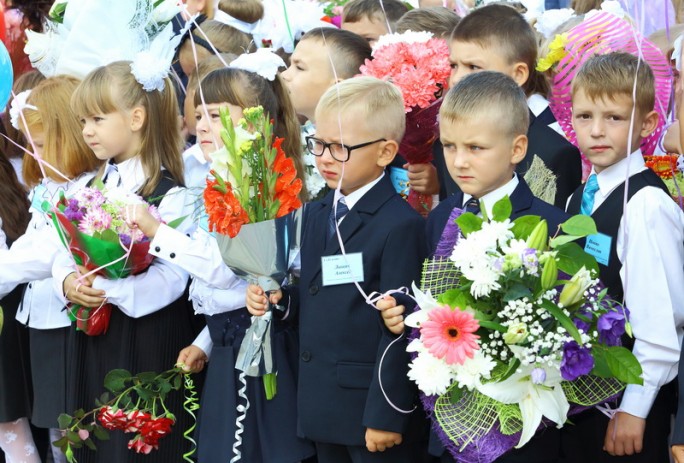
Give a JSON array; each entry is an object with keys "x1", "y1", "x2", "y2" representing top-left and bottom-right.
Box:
[
  {"x1": 584, "y1": 233, "x2": 612, "y2": 266},
  {"x1": 388, "y1": 166, "x2": 410, "y2": 199},
  {"x1": 30, "y1": 184, "x2": 49, "y2": 213},
  {"x1": 321, "y1": 252, "x2": 364, "y2": 286}
]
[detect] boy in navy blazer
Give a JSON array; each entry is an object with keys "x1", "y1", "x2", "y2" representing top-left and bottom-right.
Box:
[
  {"x1": 381, "y1": 72, "x2": 569, "y2": 463},
  {"x1": 247, "y1": 76, "x2": 428, "y2": 463}
]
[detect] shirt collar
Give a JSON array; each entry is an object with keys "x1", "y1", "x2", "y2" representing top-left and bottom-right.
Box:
[
  {"x1": 463, "y1": 174, "x2": 519, "y2": 217},
  {"x1": 527, "y1": 94, "x2": 550, "y2": 117},
  {"x1": 108, "y1": 156, "x2": 145, "y2": 192},
  {"x1": 183, "y1": 143, "x2": 207, "y2": 165},
  {"x1": 336, "y1": 172, "x2": 385, "y2": 211},
  {"x1": 591, "y1": 149, "x2": 646, "y2": 196}
]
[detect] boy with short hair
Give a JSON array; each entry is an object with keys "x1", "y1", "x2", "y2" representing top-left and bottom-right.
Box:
[
  {"x1": 380, "y1": 71, "x2": 569, "y2": 463},
  {"x1": 341, "y1": 0, "x2": 408, "y2": 44},
  {"x1": 428, "y1": 4, "x2": 582, "y2": 208},
  {"x1": 246, "y1": 76, "x2": 428, "y2": 463},
  {"x1": 281, "y1": 27, "x2": 372, "y2": 124},
  {"x1": 564, "y1": 52, "x2": 684, "y2": 462}
]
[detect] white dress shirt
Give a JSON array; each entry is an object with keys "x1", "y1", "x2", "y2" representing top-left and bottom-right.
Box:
[
  {"x1": 0, "y1": 174, "x2": 95, "y2": 329},
  {"x1": 527, "y1": 93, "x2": 564, "y2": 136},
  {"x1": 150, "y1": 156, "x2": 247, "y2": 358},
  {"x1": 583, "y1": 150, "x2": 684, "y2": 418},
  {"x1": 462, "y1": 174, "x2": 519, "y2": 216},
  {"x1": 52, "y1": 158, "x2": 194, "y2": 320}
]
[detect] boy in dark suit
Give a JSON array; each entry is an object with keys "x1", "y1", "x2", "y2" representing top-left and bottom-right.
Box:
[
  {"x1": 380, "y1": 71, "x2": 569, "y2": 463},
  {"x1": 247, "y1": 76, "x2": 428, "y2": 463},
  {"x1": 564, "y1": 52, "x2": 684, "y2": 463},
  {"x1": 419, "y1": 3, "x2": 582, "y2": 208}
]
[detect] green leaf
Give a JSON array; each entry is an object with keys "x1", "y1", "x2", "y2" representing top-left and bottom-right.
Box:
[
  {"x1": 491, "y1": 196, "x2": 513, "y2": 222},
  {"x1": 455, "y1": 212, "x2": 483, "y2": 237},
  {"x1": 58, "y1": 413, "x2": 72, "y2": 430},
  {"x1": 449, "y1": 385, "x2": 463, "y2": 404},
  {"x1": 263, "y1": 373, "x2": 277, "y2": 400},
  {"x1": 95, "y1": 392, "x2": 110, "y2": 407},
  {"x1": 590, "y1": 346, "x2": 612, "y2": 378},
  {"x1": 103, "y1": 369, "x2": 131, "y2": 393},
  {"x1": 438, "y1": 289, "x2": 472, "y2": 310},
  {"x1": 549, "y1": 234, "x2": 583, "y2": 248},
  {"x1": 502, "y1": 282, "x2": 532, "y2": 302},
  {"x1": 135, "y1": 371, "x2": 158, "y2": 383},
  {"x1": 135, "y1": 386, "x2": 153, "y2": 401},
  {"x1": 93, "y1": 426, "x2": 109, "y2": 441},
  {"x1": 539, "y1": 300, "x2": 582, "y2": 343},
  {"x1": 84, "y1": 438, "x2": 97, "y2": 451},
  {"x1": 561, "y1": 215, "x2": 598, "y2": 237},
  {"x1": 511, "y1": 215, "x2": 541, "y2": 240},
  {"x1": 99, "y1": 228, "x2": 120, "y2": 244},
  {"x1": 172, "y1": 374, "x2": 182, "y2": 390},
  {"x1": 555, "y1": 242, "x2": 599, "y2": 276},
  {"x1": 603, "y1": 346, "x2": 643, "y2": 385},
  {"x1": 478, "y1": 319, "x2": 508, "y2": 333},
  {"x1": 166, "y1": 215, "x2": 188, "y2": 230}
]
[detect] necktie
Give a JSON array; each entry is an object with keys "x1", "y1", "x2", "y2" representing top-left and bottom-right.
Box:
[
  {"x1": 103, "y1": 162, "x2": 121, "y2": 188},
  {"x1": 327, "y1": 198, "x2": 349, "y2": 241},
  {"x1": 463, "y1": 197, "x2": 481, "y2": 215},
  {"x1": 580, "y1": 174, "x2": 599, "y2": 215}
]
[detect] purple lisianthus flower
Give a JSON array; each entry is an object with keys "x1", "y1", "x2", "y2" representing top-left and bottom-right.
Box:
[
  {"x1": 573, "y1": 309, "x2": 593, "y2": 333},
  {"x1": 119, "y1": 233, "x2": 132, "y2": 248},
  {"x1": 560, "y1": 341, "x2": 594, "y2": 381},
  {"x1": 521, "y1": 248, "x2": 538, "y2": 273},
  {"x1": 597, "y1": 308, "x2": 628, "y2": 346}
]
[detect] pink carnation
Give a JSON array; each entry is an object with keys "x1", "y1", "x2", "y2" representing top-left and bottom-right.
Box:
[
  {"x1": 360, "y1": 37, "x2": 450, "y2": 112},
  {"x1": 420, "y1": 306, "x2": 480, "y2": 365}
]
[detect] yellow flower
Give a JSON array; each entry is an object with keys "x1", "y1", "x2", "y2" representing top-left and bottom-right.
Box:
[{"x1": 536, "y1": 33, "x2": 569, "y2": 72}]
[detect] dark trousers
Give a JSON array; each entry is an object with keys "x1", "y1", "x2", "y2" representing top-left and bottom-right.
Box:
[{"x1": 315, "y1": 440, "x2": 429, "y2": 463}]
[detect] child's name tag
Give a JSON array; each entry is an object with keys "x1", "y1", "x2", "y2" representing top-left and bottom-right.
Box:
[
  {"x1": 321, "y1": 253, "x2": 364, "y2": 286},
  {"x1": 584, "y1": 233, "x2": 612, "y2": 266}
]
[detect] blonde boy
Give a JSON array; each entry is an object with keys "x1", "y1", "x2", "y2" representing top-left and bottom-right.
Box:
[
  {"x1": 565, "y1": 52, "x2": 684, "y2": 462},
  {"x1": 247, "y1": 77, "x2": 428, "y2": 462}
]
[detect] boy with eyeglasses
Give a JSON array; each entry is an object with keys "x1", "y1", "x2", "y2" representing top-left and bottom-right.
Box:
[{"x1": 246, "y1": 76, "x2": 429, "y2": 463}]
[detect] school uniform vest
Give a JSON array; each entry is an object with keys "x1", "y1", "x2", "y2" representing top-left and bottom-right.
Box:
[{"x1": 566, "y1": 169, "x2": 669, "y2": 302}]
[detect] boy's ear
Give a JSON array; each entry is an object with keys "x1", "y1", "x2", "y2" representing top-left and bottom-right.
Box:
[
  {"x1": 376, "y1": 139, "x2": 399, "y2": 167},
  {"x1": 639, "y1": 110, "x2": 659, "y2": 138},
  {"x1": 511, "y1": 62, "x2": 530, "y2": 88},
  {"x1": 130, "y1": 106, "x2": 146, "y2": 132},
  {"x1": 510, "y1": 134, "x2": 528, "y2": 165}
]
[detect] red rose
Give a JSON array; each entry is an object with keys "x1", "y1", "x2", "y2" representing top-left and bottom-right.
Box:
[
  {"x1": 97, "y1": 406, "x2": 128, "y2": 431},
  {"x1": 127, "y1": 435, "x2": 156, "y2": 454},
  {"x1": 140, "y1": 416, "x2": 175, "y2": 447}
]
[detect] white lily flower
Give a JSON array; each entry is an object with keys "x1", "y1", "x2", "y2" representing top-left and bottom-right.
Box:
[{"x1": 405, "y1": 282, "x2": 441, "y2": 328}]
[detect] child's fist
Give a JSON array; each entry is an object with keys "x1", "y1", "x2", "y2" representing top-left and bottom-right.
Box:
[
  {"x1": 176, "y1": 345, "x2": 208, "y2": 373},
  {"x1": 404, "y1": 162, "x2": 439, "y2": 195},
  {"x1": 377, "y1": 296, "x2": 405, "y2": 335},
  {"x1": 246, "y1": 284, "x2": 282, "y2": 316},
  {"x1": 124, "y1": 203, "x2": 160, "y2": 239},
  {"x1": 365, "y1": 428, "x2": 402, "y2": 452},
  {"x1": 673, "y1": 445, "x2": 684, "y2": 463}
]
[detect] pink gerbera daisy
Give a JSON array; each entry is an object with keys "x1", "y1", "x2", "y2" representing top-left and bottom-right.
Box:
[{"x1": 420, "y1": 306, "x2": 480, "y2": 365}]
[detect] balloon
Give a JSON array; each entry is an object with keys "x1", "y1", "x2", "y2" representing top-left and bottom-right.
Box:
[{"x1": 0, "y1": 41, "x2": 12, "y2": 109}]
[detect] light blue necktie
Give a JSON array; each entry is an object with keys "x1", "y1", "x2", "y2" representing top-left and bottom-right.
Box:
[{"x1": 580, "y1": 174, "x2": 599, "y2": 215}]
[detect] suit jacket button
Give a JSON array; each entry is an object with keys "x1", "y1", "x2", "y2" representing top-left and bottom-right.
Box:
[
  {"x1": 154, "y1": 246, "x2": 161, "y2": 252},
  {"x1": 170, "y1": 252, "x2": 176, "y2": 258},
  {"x1": 300, "y1": 351, "x2": 311, "y2": 362},
  {"x1": 309, "y1": 284, "x2": 319, "y2": 295}
]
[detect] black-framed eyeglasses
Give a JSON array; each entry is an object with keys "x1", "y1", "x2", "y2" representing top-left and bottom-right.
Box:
[{"x1": 305, "y1": 136, "x2": 387, "y2": 162}]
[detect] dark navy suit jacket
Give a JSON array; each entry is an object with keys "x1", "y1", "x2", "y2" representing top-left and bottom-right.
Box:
[{"x1": 283, "y1": 175, "x2": 428, "y2": 446}]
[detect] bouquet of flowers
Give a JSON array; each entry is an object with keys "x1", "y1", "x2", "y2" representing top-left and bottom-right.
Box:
[
  {"x1": 321, "y1": 0, "x2": 349, "y2": 27},
  {"x1": 644, "y1": 154, "x2": 684, "y2": 208},
  {"x1": 55, "y1": 367, "x2": 199, "y2": 462},
  {"x1": 46, "y1": 183, "x2": 181, "y2": 336},
  {"x1": 360, "y1": 31, "x2": 450, "y2": 215},
  {"x1": 204, "y1": 105, "x2": 303, "y2": 399},
  {"x1": 409, "y1": 197, "x2": 642, "y2": 463}
]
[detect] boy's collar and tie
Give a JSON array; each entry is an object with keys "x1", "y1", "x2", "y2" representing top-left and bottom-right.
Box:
[
  {"x1": 580, "y1": 149, "x2": 647, "y2": 215},
  {"x1": 326, "y1": 172, "x2": 384, "y2": 243},
  {"x1": 461, "y1": 174, "x2": 518, "y2": 217}
]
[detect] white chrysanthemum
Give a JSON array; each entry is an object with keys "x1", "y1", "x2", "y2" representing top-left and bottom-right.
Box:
[
  {"x1": 501, "y1": 238, "x2": 528, "y2": 259},
  {"x1": 453, "y1": 351, "x2": 497, "y2": 391},
  {"x1": 464, "y1": 260, "x2": 501, "y2": 299},
  {"x1": 373, "y1": 30, "x2": 434, "y2": 52},
  {"x1": 450, "y1": 235, "x2": 482, "y2": 270},
  {"x1": 478, "y1": 219, "x2": 514, "y2": 249},
  {"x1": 104, "y1": 187, "x2": 144, "y2": 206},
  {"x1": 407, "y1": 352, "x2": 454, "y2": 396},
  {"x1": 534, "y1": 8, "x2": 576, "y2": 38}
]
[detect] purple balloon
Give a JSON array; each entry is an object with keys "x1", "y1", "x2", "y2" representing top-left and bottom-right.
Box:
[{"x1": 0, "y1": 41, "x2": 13, "y2": 109}]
